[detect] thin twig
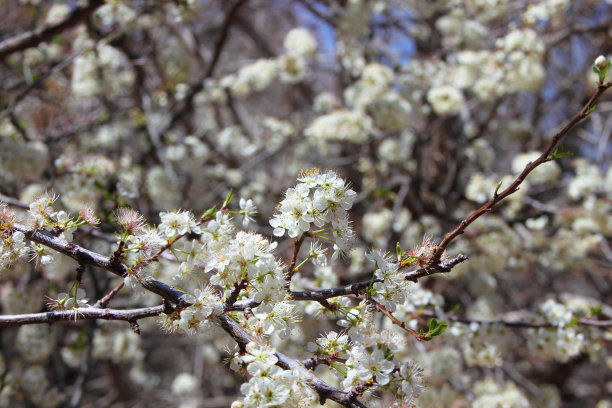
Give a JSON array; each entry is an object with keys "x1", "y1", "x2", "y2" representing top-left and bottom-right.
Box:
[
  {"x1": 417, "y1": 309, "x2": 612, "y2": 328},
  {"x1": 367, "y1": 297, "x2": 424, "y2": 341},
  {"x1": 94, "y1": 281, "x2": 125, "y2": 308},
  {"x1": 286, "y1": 232, "x2": 309, "y2": 283},
  {"x1": 165, "y1": 0, "x2": 250, "y2": 131}
]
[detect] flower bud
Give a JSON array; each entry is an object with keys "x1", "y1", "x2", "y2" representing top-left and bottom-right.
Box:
[{"x1": 594, "y1": 55, "x2": 607, "y2": 69}]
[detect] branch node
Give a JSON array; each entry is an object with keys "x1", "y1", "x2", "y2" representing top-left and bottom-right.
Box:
[{"x1": 128, "y1": 319, "x2": 140, "y2": 335}]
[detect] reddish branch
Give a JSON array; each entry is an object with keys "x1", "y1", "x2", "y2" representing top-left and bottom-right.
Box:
[
  {"x1": 0, "y1": 0, "x2": 106, "y2": 60},
  {"x1": 367, "y1": 297, "x2": 425, "y2": 341},
  {"x1": 428, "y1": 81, "x2": 612, "y2": 266},
  {"x1": 286, "y1": 232, "x2": 309, "y2": 283},
  {"x1": 94, "y1": 281, "x2": 125, "y2": 308}
]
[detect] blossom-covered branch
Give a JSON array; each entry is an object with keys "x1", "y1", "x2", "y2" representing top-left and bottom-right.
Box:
[{"x1": 3, "y1": 221, "x2": 370, "y2": 406}]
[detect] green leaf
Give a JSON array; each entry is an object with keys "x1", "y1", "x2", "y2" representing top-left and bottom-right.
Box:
[
  {"x1": 550, "y1": 144, "x2": 573, "y2": 160},
  {"x1": 396, "y1": 242, "x2": 403, "y2": 261},
  {"x1": 203, "y1": 205, "x2": 217, "y2": 219},
  {"x1": 223, "y1": 189, "x2": 234, "y2": 207},
  {"x1": 374, "y1": 187, "x2": 392, "y2": 198},
  {"x1": 494, "y1": 181, "x2": 502, "y2": 195},
  {"x1": 401, "y1": 256, "x2": 416, "y2": 267},
  {"x1": 599, "y1": 60, "x2": 610, "y2": 83},
  {"x1": 593, "y1": 61, "x2": 610, "y2": 83},
  {"x1": 452, "y1": 304, "x2": 461, "y2": 315},
  {"x1": 566, "y1": 317, "x2": 580, "y2": 328},
  {"x1": 365, "y1": 286, "x2": 377, "y2": 297},
  {"x1": 589, "y1": 305, "x2": 602, "y2": 317},
  {"x1": 426, "y1": 318, "x2": 448, "y2": 338},
  {"x1": 587, "y1": 104, "x2": 597, "y2": 114}
]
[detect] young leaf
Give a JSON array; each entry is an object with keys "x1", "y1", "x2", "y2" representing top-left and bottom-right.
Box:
[
  {"x1": 203, "y1": 205, "x2": 217, "y2": 219},
  {"x1": 566, "y1": 317, "x2": 580, "y2": 328},
  {"x1": 452, "y1": 304, "x2": 461, "y2": 315},
  {"x1": 401, "y1": 256, "x2": 416, "y2": 267},
  {"x1": 589, "y1": 305, "x2": 603, "y2": 317},
  {"x1": 426, "y1": 318, "x2": 448, "y2": 338},
  {"x1": 593, "y1": 60, "x2": 610, "y2": 84},
  {"x1": 494, "y1": 181, "x2": 502, "y2": 196},
  {"x1": 374, "y1": 187, "x2": 392, "y2": 199},
  {"x1": 223, "y1": 189, "x2": 235, "y2": 207},
  {"x1": 550, "y1": 144, "x2": 573, "y2": 160}
]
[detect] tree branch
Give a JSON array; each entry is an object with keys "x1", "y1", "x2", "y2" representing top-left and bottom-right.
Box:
[
  {"x1": 216, "y1": 313, "x2": 364, "y2": 406},
  {"x1": 13, "y1": 223, "x2": 192, "y2": 307},
  {"x1": 0, "y1": 305, "x2": 164, "y2": 326},
  {"x1": 367, "y1": 297, "x2": 424, "y2": 340},
  {"x1": 418, "y1": 309, "x2": 612, "y2": 329},
  {"x1": 0, "y1": 0, "x2": 106, "y2": 60},
  {"x1": 428, "y1": 81, "x2": 612, "y2": 266},
  {"x1": 165, "y1": 0, "x2": 250, "y2": 131},
  {"x1": 8, "y1": 223, "x2": 365, "y2": 407}
]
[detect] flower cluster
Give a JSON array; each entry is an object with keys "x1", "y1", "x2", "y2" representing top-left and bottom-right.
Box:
[
  {"x1": 304, "y1": 110, "x2": 373, "y2": 144},
  {"x1": 209, "y1": 27, "x2": 318, "y2": 99},
  {"x1": 307, "y1": 328, "x2": 426, "y2": 405},
  {"x1": 528, "y1": 325, "x2": 585, "y2": 362},
  {"x1": 270, "y1": 169, "x2": 356, "y2": 257},
  {"x1": 449, "y1": 322, "x2": 510, "y2": 368},
  {"x1": 0, "y1": 230, "x2": 29, "y2": 271},
  {"x1": 366, "y1": 250, "x2": 412, "y2": 311},
  {"x1": 158, "y1": 210, "x2": 200, "y2": 237},
  {"x1": 160, "y1": 286, "x2": 222, "y2": 335},
  {"x1": 230, "y1": 342, "x2": 316, "y2": 408}
]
